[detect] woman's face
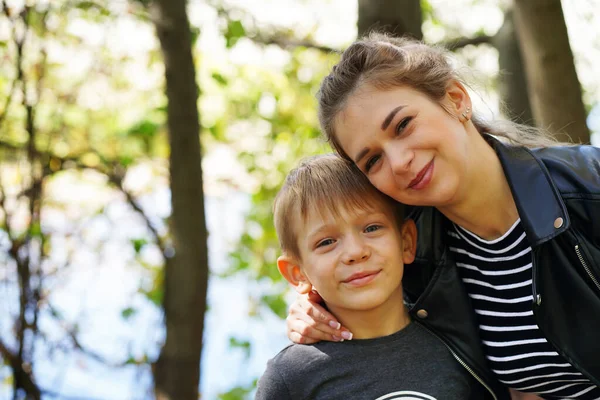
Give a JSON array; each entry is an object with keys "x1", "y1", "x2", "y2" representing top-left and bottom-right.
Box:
[{"x1": 335, "y1": 83, "x2": 472, "y2": 208}]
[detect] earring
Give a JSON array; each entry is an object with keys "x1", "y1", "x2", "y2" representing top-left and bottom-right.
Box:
[{"x1": 461, "y1": 107, "x2": 471, "y2": 121}]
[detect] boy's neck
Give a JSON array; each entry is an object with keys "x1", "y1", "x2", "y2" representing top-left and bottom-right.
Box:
[{"x1": 329, "y1": 295, "x2": 411, "y2": 340}]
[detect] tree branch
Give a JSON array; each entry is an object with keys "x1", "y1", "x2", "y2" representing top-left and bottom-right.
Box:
[
  {"x1": 0, "y1": 338, "x2": 41, "y2": 399},
  {"x1": 0, "y1": 139, "x2": 167, "y2": 256},
  {"x1": 104, "y1": 170, "x2": 167, "y2": 255},
  {"x1": 249, "y1": 32, "x2": 338, "y2": 53},
  {"x1": 440, "y1": 34, "x2": 494, "y2": 51},
  {"x1": 45, "y1": 303, "x2": 149, "y2": 369}
]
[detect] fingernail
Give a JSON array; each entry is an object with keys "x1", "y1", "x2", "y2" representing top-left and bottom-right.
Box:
[
  {"x1": 341, "y1": 331, "x2": 353, "y2": 340},
  {"x1": 332, "y1": 335, "x2": 344, "y2": 342},
  {"x1": 329, "y1": 321, "x2": 341, "y2": 329}
]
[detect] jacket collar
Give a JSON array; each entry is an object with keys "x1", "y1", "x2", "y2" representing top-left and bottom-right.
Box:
[{"x1": 487, "y1": 135, "x2": 570, "y2": 246}]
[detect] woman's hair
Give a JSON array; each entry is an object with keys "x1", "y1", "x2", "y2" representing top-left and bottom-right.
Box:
[{"x1": 317, "y1": 32, "x2": 562, "y2": 158}]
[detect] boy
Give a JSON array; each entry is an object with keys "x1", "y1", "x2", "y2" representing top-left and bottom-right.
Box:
[{"x1": 255, "y1": 154, "x2": 484, "y2": 399}]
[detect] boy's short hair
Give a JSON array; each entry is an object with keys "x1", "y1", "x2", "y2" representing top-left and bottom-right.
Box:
[{"x1": 273, "y1": 154, "x2": 405, "y2": 259}]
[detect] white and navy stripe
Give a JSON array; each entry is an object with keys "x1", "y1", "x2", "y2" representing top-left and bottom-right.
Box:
[{"x1": 447, "y1": 219, "x2": 600, "y2": 399}]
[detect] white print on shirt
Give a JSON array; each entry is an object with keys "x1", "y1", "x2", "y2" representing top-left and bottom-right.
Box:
[{"x1": 374, "y1": 391, "x2": 437, "y2": 400}]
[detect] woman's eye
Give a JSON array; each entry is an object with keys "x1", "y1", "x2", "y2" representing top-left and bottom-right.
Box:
[
  {"x1": 365, "y1": 225, "x2": 382, "y2": 233},
  {"x1": 316, "y1": 238, "x2": 335, "y2": 248},
  {"x1": 365, "y1": 155, "x2": 381, "y2": 172},
  {"x1": 395, "y1": 117, "x2": 412, "y2": 135}
]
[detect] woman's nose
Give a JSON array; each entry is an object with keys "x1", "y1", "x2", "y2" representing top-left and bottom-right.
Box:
[
  {"x1": 386, "y1": 144, "x2": 413, "y2": 176},
  {"x1": 389, "y1": 151, "x2": 412, "y2": 176}
]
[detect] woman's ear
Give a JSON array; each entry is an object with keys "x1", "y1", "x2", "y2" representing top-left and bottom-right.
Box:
[
  {"x1": 445, "y1": 80, "x2": 472, "y2": 118},
  {"x1": 400, "y1": 219, "x2": 418, "y2": 265},
  {"x1": 277, "y1": 255, "x2": 313, "y2": 294}
]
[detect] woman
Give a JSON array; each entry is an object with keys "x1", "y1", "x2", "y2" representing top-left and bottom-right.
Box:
[{"x1": 285, "y1": 33, "x2": 600, "y2": 400}]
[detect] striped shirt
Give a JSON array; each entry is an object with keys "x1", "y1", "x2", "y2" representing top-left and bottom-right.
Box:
[{"x1": 447, "y1": 218, "x2": 600, "y2": 399}]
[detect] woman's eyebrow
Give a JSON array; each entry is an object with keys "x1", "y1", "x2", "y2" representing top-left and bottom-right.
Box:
[
  {"x1": 355, "y1": 147, "x2": 370, "y2": 165},
  {"x1": 381, "y1": 105, "x2": 407, "y2": 130}
]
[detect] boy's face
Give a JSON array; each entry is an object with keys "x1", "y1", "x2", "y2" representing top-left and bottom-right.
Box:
[{"x1": 283, "y1": 198, "x2": 416, "y2": 314}]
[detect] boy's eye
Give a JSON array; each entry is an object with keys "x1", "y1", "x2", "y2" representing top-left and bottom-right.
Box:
[
  {"x1": 395, "y1": 117, "x2": 412, "y2": 135},
  {"x1": 316, "y1": 238, "x2": 335, "y2": 248},
  {"x1": 365, "y1": 155, "x2": 381, "y2": 172},
  {"x1": 365, "y1": 225, "x2": 382, "y2": 233}
]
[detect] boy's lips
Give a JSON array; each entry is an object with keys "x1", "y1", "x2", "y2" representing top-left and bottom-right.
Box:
[
  {"x1": 408, "y1": 159, "x2": 434, "y2": 189},
  {"x1": 342, "y1": 270, "x2": 381, "y2": 287}
]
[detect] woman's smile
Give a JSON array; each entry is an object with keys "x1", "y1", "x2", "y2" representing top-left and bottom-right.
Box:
[{"x1": 408, "y1": 159, "x2": 434, "y2": 190}]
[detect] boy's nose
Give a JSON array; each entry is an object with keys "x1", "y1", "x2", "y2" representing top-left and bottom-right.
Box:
[
  {"x1": 345, "y1": 253, "x2": 369, "y2": 264},
  {"x1": 342, "y1": 240, "x2": 371, "y2": 264}
]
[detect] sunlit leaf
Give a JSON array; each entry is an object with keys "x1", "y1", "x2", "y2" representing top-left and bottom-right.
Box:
[
  {"x1": 128, "y1": 120, "x2": 159, "y2": 138},
  {"x1": 211, "y1": 72, "x2": 228, "y2": 86},
  {"x1": 228, "y1": 336, "x2": 251, "y2": 358},
  {"x1": 29, "y1": 222, "x2": 42, "y2": 238},
  {"x1": 260, "y1": 293, "x2": 287, "y2": 319},
  {"x1": 121, "y1": 307, "x2": 137, "y2": 320},
  {"x1": 225, "y1": 20, "x2": 246, "y2": 48},
  {"x1": 131, "y1": 238, "x2": 148, "y2": 254},
  {"x1": 217, "y1": 379, "x2": 257, "y2": 400}
]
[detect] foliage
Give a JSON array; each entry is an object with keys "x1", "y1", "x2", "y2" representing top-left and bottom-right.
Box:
[
  {"x1": 0, "y1": 0, "x2": 167, "y2": 397},
  {"x1": 217, "y1": 379, "x2": 258, "y2": 400}
]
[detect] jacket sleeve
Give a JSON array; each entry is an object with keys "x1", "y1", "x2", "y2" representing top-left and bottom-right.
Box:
[{"x1": 255, "y1": 360, "x2": 292, "y2": 400}]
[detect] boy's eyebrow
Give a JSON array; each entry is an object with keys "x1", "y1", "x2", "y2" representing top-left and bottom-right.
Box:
[
  {"x1": 305, "y1": 210, "x2": 389, "y2": 240},
  {"x1": 306, "y1": 224, "x2": 332, "y2": 241}
]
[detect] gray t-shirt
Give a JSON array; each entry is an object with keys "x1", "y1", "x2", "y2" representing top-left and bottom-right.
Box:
[{"x1": 255, "y1": 321, "x2": 484, "y2": 400}]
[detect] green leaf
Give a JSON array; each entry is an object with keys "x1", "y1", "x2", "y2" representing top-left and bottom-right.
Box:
[
  {"x1": 29, "y1": 222, "x2": 42, "y2": 238},
  {"x1": 141, "y1": 286, "x2": 163, "y2": 307},
  {"x1": 121, "y1": 307, "x2": 137, "y2": 320},
  {"x1": 75, "y1": 0, "x2": 111, "y2": 16},
  {"x1": 225, "y1": 20, "x2": 246, "y2": 48},
  {"x1": 119, "y1": 156, "x2": 134, "y2": 167},
  {"x1": 261, "y1": 293, "x2": 288, "y2": 319},
  {"x1": 128, "y1": 120, "x2": 159, "y2": 138},
  {"x1": 218, "y1": 379, "x2": 257, "y2": 400},
  {"x1": 191, "y1": 26, "x2": 200, "y2": 46},
  {"x1": 131, "y1": 238, "x2": 148, "y2": 254},
  {"x1": 75, "y1": 1, "x2": 98, "y2": 10},
  {"x1": 211, "y1": 72, "x2": 228, "y2": 86}
]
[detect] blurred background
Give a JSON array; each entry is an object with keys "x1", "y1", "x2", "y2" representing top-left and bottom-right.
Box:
[{"x1": 0, "y1": 0, "x2": 598, "y2": 399}]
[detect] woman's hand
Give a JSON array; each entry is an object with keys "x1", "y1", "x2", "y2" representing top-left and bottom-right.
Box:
[{"x1": 286, "y1": 291, "x2": 353, "y2": 344}]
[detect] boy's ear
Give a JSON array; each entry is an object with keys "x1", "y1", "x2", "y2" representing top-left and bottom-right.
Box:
[
  {"x1": 444, "y1": 80, "x2": 472, "y2": 117},
  {"x1": 277, "y1": 255, "x2": 312, "y2": 294},
  {"x1": 400, "y1": 219, "x2": 418, "y2": 265}
]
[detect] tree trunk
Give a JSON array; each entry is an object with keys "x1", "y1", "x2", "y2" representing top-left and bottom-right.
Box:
[
  {"x1": 357, "y1": 0, "x2": 422, "y2": 39},
  {"x1": 513, "y1": 0, "x2": 589, "y2": 143},
  {"x1": 493, "y1": 10, "x2": 534, "y2": 126},
  {"x1": 151, "y1": 0, "x2": 209, "y2": 399}
]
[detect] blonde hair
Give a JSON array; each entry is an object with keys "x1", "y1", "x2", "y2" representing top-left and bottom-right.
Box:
[
  {"x1": 273, "y1": 154, "x2": 405, "y2": 259},
  {"x1": 317, "y1": 32, "x2": 562, "y2": 158}
]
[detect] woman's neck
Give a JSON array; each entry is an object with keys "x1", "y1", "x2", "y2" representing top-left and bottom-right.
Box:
[{"x1": 438, "y1": 134, "x2": 519, "y2": 240}]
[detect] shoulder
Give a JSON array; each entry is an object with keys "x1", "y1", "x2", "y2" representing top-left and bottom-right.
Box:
[
  {"x1": 256, "y1": 343, "x2": 341, "y2": 400},
  {"x1": 532, "y1": 144, "x2": 600, "y2": 172},
  {"x1": 264, "y1": 343, "x2": 337, "y2": 377},
  {"x1": 530, "y1": 145, "x2": 600, "y2": 196}
]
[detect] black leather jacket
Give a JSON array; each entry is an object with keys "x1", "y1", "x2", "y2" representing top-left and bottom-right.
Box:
[{"x1": 404, "y1": 137, "x2": 600, "y2": 400}]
